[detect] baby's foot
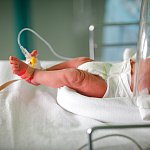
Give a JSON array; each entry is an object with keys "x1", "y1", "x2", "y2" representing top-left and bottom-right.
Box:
[
  {"x1": 9, "y1": 56, "x2": 39, "y2": 85},
  {"x1": 9, "y1": 56, "x2": 28, "y2": 76}
]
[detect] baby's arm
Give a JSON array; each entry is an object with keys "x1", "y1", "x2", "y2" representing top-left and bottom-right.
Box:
[
  {"x1": 45, "y1": 57, "x2": 93, "y2": 71},
  {"x1": 30, "y1": 50, "x2": 92, "y2": 70}
]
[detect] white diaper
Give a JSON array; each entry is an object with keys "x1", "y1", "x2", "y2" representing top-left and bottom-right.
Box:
[{"x1": 78, "y1": 60, "x2": 133, "y2": 98}]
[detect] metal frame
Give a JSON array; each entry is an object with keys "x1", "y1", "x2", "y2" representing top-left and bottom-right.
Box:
[
  {"x1": 89, "y1": 22, "x2": 139, "y2": 60},
  {"x1": 87, "y1": 124, "x2": 150, "y2": 150}
]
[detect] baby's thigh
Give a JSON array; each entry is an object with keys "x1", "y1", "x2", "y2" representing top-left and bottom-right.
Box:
[{"x1": 69, "y1": 69, "x2": 107, "y2": 98}]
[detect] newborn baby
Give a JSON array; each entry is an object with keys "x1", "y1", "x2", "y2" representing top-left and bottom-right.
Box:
[{"x1": 9, "y1": 50, "x2": 150, "y2": 98}]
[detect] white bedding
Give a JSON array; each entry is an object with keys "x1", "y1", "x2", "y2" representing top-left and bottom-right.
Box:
[
  {"x1": 57, "y1": 87, "x2": 141, "y2": 123},
  {"x1": 0, "y1": 61, "x2": 150, "y2": 150},
  {"x1": 57, "y1": 87, "x2": 150, "y2": 123}
]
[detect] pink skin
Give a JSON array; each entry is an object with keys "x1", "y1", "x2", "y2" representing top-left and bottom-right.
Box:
[
  {"x1": 9, "y1": 50, "x2": 150, "y2": 97},
  {"x1": 138, "y1": 58, "x2": 150, "y2": 93},
  {"x1": 9, "y1": 50, "x2": 38, "y2": 76},
  {"x1": 9, "y1": 50, "x2": 107, "y2": 98}
]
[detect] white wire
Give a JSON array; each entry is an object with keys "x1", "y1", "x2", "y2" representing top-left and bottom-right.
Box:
[{"x1": 17, "y1": 28, "x2": 72, "y2": 60}]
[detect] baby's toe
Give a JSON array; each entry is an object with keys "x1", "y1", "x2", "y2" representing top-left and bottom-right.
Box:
[
  {"x1": 9, "y1": 56, "x2": 18, "y2": 61},
  {"x1": 9, "y1": 56, "x2": 20, "y2": 64}
]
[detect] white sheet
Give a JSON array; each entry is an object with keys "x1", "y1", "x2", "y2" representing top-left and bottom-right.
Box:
[
  {"x1": 57, "y1": 86, "x2": 150, "y2": 123},
  {"x1": 0, "y1": 61, "x2": 102, "y2": 150},
  {"x1": 137, "y1": 95, "x2": 150, "y2": 120},
  {"x1": 0, "y1": 61, "x2": 150, "y2": 150}
]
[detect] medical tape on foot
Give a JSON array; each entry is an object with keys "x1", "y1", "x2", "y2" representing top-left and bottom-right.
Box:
[
  {"x1": 0, "y1": 79, "x2": 21, "y2": 91},
  {"x1": 21, "y1": 66, "x2": 35, "y2": 80},
  {"x1": 0, "y1": 66, "x2": 35, "y2": 92}
]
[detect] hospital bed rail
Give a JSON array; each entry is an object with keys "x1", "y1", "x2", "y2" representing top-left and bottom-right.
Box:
[{"x1": 86, "y1": 124, "x2": 150, "y2": 150}]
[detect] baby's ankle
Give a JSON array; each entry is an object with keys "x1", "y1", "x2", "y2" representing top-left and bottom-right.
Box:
[{"x1": 30, "y1": 69, "x2": 41, "y2": 86}]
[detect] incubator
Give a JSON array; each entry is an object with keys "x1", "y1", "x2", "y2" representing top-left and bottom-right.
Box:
[{"x1": 134, "y1": 0, "x2": 150, "y2": 97}]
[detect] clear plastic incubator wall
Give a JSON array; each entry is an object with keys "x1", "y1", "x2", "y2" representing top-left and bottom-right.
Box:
[{"x1": 134, "y1": 0, "x2": 150, "y2": 98}]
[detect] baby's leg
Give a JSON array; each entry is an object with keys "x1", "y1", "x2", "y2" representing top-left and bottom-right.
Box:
[
  {"x1": 33, "y1": 68, "x2": 107, "y2": 98},
  {"x1": 9, "y1": 56, "x2": 106, "y2": 97}
]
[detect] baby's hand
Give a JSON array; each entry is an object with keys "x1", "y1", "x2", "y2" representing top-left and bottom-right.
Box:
[
  {"x1": 25, "y1": 50, "x2": 39, "y2": 68},
  {"x1": 29, "y1": 49, "x2": 42, "y2": 69},
  {"x1": 30, "y1": 49, "x2": 38, "y2": 57}
]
